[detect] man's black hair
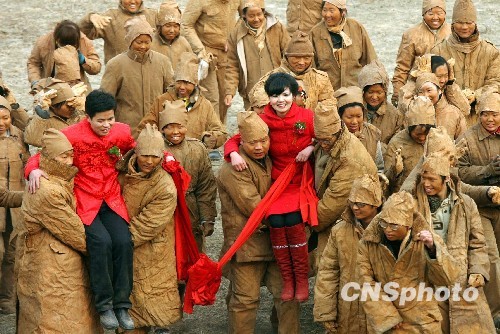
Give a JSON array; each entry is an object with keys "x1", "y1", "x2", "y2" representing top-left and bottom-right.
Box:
[{"x1": 85, "y1": 89, "x2": 117, "y2": 119}]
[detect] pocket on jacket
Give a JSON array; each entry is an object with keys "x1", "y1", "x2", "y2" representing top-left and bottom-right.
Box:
[{"x1": 49, "y1": 242, "x2": 67, "y2": 254}]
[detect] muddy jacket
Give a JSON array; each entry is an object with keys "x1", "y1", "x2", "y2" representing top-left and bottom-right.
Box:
[
  {"x1": 24, "y1": 111, "x2": 86, "y2": 148},
  {"x1": 431, "y1": 36, "x2": 500, "y2": 100},
  {"x1": 414, "y1": 176, "x2": 495, "y2": 333},
  {"x1": 18, "y1": 156, "x2": 101, "y2": 333},
  {"x1": 134, "y1": 86, "x2": 227, "y2": 147},
  {"x1": 152, "y1": 34, "x2": 193, "y2": 71},
  {"x1": 310, "y1": 18, "x2": 377, "y2": 90},
  {"x1": 79, "y1": 4, "x2": 157, "y2": 63},
  {"x1": 286, "y1": 0, "x2": 323, "y2": 35},
  {"x1": 0, "y1": 126, "x2": 29, "y2": 236},
  {"x1": 27, "y1": 32, "x2": 101, "y2": 91},
  {"x1": 225, "y1": 14, "x2": 290, "y2": 100},
  {"x1": 181, "y1": 0, "x2": 239, "y2": 54},
  {"x1": 384, "y1": 129, "x2": 423, "y2": 193},
  {"x1": 166, "y1": 138, "x2": 217, "y2": 249},
  {"x1": 434, "y1": 97, "x2": 467, "y2": 140},
  {"x1": 100, "y1": 49, "x2": 174, "y2": 129},
  {"x1": 355, "y1": 122, "x2": 384, "y2": 170},
  {"x1": 313, "y1": 208, "x2": 367, "y2": 334},
  {"x1": 0, "y1": 186, "x2": 22, "y2": 208},
  {"x1": 392, "y1": 21, "x2": 451, "y2": 101},
  {"x1": 458, "y1": 123, "x2": 500, "y2": 186},
  {"x1": 0, "y1": 81, "x2": 30, "y2": 131},
  {"x1": 218, "y1": 148, "x2": 273, "y2": 262},
  {"x1": 366, "y1": 102, "x2": 404, "y2": 145},
  {"x1": 251, "y1": 57, "x2": 335, "y2": 112},
  {"x1": 358, "y1": 212, "x2": 457, "y2": 334},
  {"x1": 314, "y1": 126, "x2": 377, "y2": 260},
  {"x1": 123, "y1": 155, "x2": 181, "y2": 328}
]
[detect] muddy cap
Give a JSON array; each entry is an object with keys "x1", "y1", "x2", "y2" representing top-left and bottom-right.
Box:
[
  {"x1": 323, "y1": 0, "x2": 346, "y2": 9},
  {"x1": 378, "y1": 192, "x2": 415, "y2": 227},
  {"x1": 157, "y1": 2, "x2": 181, "y2": 26},
  {"x1": 422, "y1": 152, "x2": 450, "y2": 177},
  {"x1": 477, "y1": 88, "x2": 500, "y2": 114},
  {"x1": 159, "y1": 99, "x2": 188, "y2": 130},
  {"x1": 41, "y1": 128, "x2": 73, "y2": 159},
  {"x1": 249, "y1": 85, "x2": 269, "y2": 108},
  {"x1": 422, "y1": 0, "x2": 446, "y2": 15},
  {"x1": 452, "y1": 0, "x2": 477, "y2": 23},
  {"x1": 349, "y1": 174, "x2": 383, "y2": 207},
  {"x1": 136, "y1": 123, "x2": 164, "y2": 158},
  {"x1": 334, "y1": 86, "x2": 364, "y2": 109},
  {"x1": 415, "y1": 72, "x2": 441, "y2": 93},
  {"x1": 0, "y1": 96, "x2": 12, "y2": 112},
  {"x1": 238, "y1": 110, "x2": 269, "y2": 142},
  {"x1": 285, "y1": 31, "x2": 314, "y2": 57},
  {"x1": 406, "y1": 96, "x2": 436, "y2": 127},
  {"x1": 358, "y1": 59, "x2": 390, "y2": 92},
  {"x1": 240, "y1": 0, "x2": 265, "y2": 10},
  {"x1": 175, "y1": 52, "x2": 199, "y2": 86},
  {"x1": 125, "y1": 15, "x2": 154, "y2": 47},
  {"x1": 314, "y1": 100, "x2": 341, "y2": 137},
  {"x1": 48, "y1": 82, "x2": 76, "y2": 105}
]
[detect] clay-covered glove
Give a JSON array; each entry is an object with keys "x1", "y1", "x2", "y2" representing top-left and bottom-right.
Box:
[
  {"x1": 202, "y1": 134, "x2": 218, "y2": 149},
  {"x1": 488, "y1": 186, "x2": 500, "y2": 205},
  {"x1": 34, "y1": 88, "x2": 57, "y2": 110},
  {"x1": 200, "y1": 221, "x2": 215, "y2": 237},
  {"x1": 391, "y1": 94, "x2": 399, "y2": 108},
  {"x1": 395, "y1": 148, "x2": 404, "y2": 175},
  {"x1": 77, "y1": 50, "x2": 86, "y2": 65},
  {"x1": 90, "y1": 13, "x2": 112, "y2": 30},
  {"x1": 468, "y1": 273, "x2": 485, "y2": 288},
  {"x1": 446, "y1": 58, "x2": 456, "y2": 84},
  {"x1": 71, "y1": 82, "x2": 87, "y2": 97},
  {"x1": 322, "y1": 321, "x2": 338, "y2": 333},
  {"x1": 462, "y1": 88, "x2": 475, "y2": 104},
  {"x1": 66, "y1": 96, "x2": 86, "y2": 111},
  {"x1": 487, "y1": 157, "x2": 500, "y2": 177}
]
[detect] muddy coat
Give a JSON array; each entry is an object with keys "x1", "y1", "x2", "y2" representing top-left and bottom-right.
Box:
[
  {"x1": 122, "y1": 156, "x2": 181, "y2": 328},
  {"x1": 0, "y1": 81, "x2": 30, "y2": 131},
  {"x1": 286, "y1": 0, "x2": 323, "y2": 35},
  {"x1": 134, "y1": 86, "x2": 227, "y2": 147},
  {"x1": 313, "y1": 209, "x2": 367, "y2": 334},
  {"x1": 27, "y1": 32, "x2": 101, "y2": 91},
  {"x1": 17, "y1": 156, "x2": 101, "y2": 333},
  {"x1": 166, "y1": 138, "x2": 217, "y2": 251},
  {"x1": 392, "y1": 21, "x2": 451, "y2": 101},
  {"x1": 225, "y1": 14, "x2": 290, "y2": 104},
  {"x1": 79, "y1": 4, "x2": 157, "y2": 63},
  {"x1": 434, "y1": 97, "x2": 467, "y2": 140},
  {"x1": 0, "y1": 187, "x2": 22, "y2": 208},
  {"x1": 0, "y1": 126, "x2": 28, "y2": 237},
  {"x1": 24, "y1": 111, "x2": 85, "y2": 148},
  {"x1": 152, "y1": 34, "x2": 193, "y2": 71},
  {"x1": 251, "y1": 57, "x2": 335, "y2": 112},
  {"x1": 355, "y1": 122, "x2": 384, "y2": 169},
  {"x1": 358, "y1": 212, "x2": 457, "y2": 333},
  {"x1": 366, "y1": 102, "x2": 404, "y2": 145},
  {"x1": 218, "y1": 148, "x2": 273, "y2": 262},
  {"x1": 314, "y1": 126, "x2": 377, "y2": 263},
  {"x1": 414, "y1": 176, "x2": 495, "y2": 333},
  {"x1": 310, "y1": 18, "x2": 377, "y2": 90},
  {"x1": 100, "y1": 50, "x2": 174, "y2": 129},
  {"x1": 384, "y1": 129, "x2": 424, "y2": 193}
]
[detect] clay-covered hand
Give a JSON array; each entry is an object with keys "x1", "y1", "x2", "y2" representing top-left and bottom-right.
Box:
[
  {"x1": 488, "y1": 157, "x2": 500, "y2": 176},
  {"x1": 322, "y1": 321, "x2": 338, "y2": 333},
  {"x1": 391, "y1": 94, "x2": 399, "y2": 107},
  {"x1": 446, "y1": 58, "x2": 456, "y2": 84},
  {"x1": 90, "y1": 13, "x2": 112, "y2": 30},
  {"x1": 202, "y1": 134, "x2": 218, "y2": 149},
  {"x1": 462, "y1": 88, "x2": 475, "y2": 104},
  {"x1": 468, "y1": 273, "x2": 485, "y2": 288},
  {"x1": 71, "y1": 82, "x2": 88, "y2": 97},
  {"x1": 395, "y1": 148, "x2": 404, "y2": 175},
  {"x1": 488, "y1": 186, "x2": 500, "y2": 205}
]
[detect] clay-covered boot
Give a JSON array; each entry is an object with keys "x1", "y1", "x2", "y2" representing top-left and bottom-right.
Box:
[
  {"x1": 270, "y1": 227, "x2": 295, "y2": 301},
  {"x1": 286, "y1": 223, "x2": 309, "y2": 302}
]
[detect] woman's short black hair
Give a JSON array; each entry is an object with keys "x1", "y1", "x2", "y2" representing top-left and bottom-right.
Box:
[
  {"x1": 85, "y1": 89, "x2": 117, "y2": 119},
  {"x1": 408, "y1": 124, "x2": 435, "y2": 133},
  {"x1": 431, "y1": 55, "x2": 449, "y2": 74},
  {"x1": 264, "y1": 72, "x2": 299, "y2": 97},
  {"x1": 338, "y1": 102, "x2": 365, "y2": 117},
  {"x1": 54, "y1": 20, "x2": 80, "y2": 49}
]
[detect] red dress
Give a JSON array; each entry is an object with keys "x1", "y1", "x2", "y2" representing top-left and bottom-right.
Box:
[
  {"x1": 25, "y1": 119, "x2": 136, "y2": 225},
  {"x1": 224, "y1": 103, "x2": 315, "y2": 216}
]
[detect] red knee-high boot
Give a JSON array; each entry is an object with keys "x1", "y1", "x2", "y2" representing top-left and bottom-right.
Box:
[
  {"x1": 270, "y1": 227, "x2": 295, "y2": 301},
  {"x1": 286, "y1": 223, "x2": 309, "y2": 302}
]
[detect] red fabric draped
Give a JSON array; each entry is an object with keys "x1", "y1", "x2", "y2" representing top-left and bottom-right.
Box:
[{"x1": 300, "y1": 162, "x2": 319, "y2": 227}]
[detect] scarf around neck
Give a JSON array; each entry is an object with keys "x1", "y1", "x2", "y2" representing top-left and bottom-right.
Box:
[
  {"x1": 326, "y1": 15, "x2": 352, "y2": 48},
  {"x1": 448, "y1": 29, "x2": 481, "y2": 54},
  {"x1": 246, "y1": 18, "x2": 267, "y2": 53}
]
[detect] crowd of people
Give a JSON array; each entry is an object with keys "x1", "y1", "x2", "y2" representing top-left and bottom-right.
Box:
[{"x1": 0, "y1": 0, "x2": 499, "y2": 333}]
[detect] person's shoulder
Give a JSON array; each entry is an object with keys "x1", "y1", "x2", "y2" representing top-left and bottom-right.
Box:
[
  {"x1": 481, "y1": 39, "x2": 499, "y2": 53},
  {"x1": 310, "y1": 68, "x2": 330, "y2": 78},
  {"x1": 186, "y1": 137, "x2": 208, "y2": 152}
]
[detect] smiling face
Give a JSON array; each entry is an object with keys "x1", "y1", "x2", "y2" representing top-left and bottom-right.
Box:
[
  {"x1": 121, "y1": 0, "x2": 142, "y2": 13},
  {"x1": 480, "y1": 110, "x2": 500, "y2": 133},
  {"x1": 363, "y1": 84, "x2": 386, "y2": 108},
  {"x1": 423, "y1": 7, "x2": 446, "y2": 30},
  {"x1": 162, "y1": 123, "x2": 187, "y2": 145},
  {"x1": 137, "y1": 154, "x2": 162, "y2": 173},
  {"x1": 244, "y1": 7, "x2": 265, "y2": 29},
  {"x1": 241, "y1": 136, "x2": 270, "y2": 160},
  {"x1": 418, "y1": 82, "x2": 441, "y2": 105},
  {"x1": 161, "y1": 22, "x2": 180, "y2": 42},
  {"x1": 269, "y1": 88, "x2": 294, "y2": 118},
  {"x1": 322, "y1": 2, "x2": 343, "y2": 27},
  {"x1": 349, "y1": 201, "x2": 378, "y2": 224},
  {"x1": 0, "y1": 108, "x2": 11, "y2": 137},
  {"x1": 341, "y1": 105, "x2": 364, "y2": 133},
  {"x1": 421, "y1": 170, "x2": 447, "y2": 197},
  {"x1": 88, "y1": 109, "x2": 115, "y2": 137},
  {"x1": 175, "y1": 80, "x2": 195, "y2": 98},
  {"x1": 131, "y1": 34, "x2": 152, "y2": 54},
  {"x1": 287, "y1": 56, "x2": 313, "y2": 74},
  {"x1": 453, "y1": 21, "x2": 476, "y2": 39}
]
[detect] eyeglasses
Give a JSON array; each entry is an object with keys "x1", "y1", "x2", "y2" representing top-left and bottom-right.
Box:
[
  {"x1": 348, "y1": 200, "x2": 367, "y2": 208},
  {"x1": 378, "y1": 220, "x2": 401, "y2": 231}
]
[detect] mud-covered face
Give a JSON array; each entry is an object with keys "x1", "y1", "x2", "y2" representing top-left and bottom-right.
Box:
[
  {"x1": 421, "y1": 170, "x2": 447, "y2": 197},
  {"x1": 287, "y1": 56, "x2": 313, "y2": 74},
  {"x1": 175, "y1": 81, "x2": 195, "y2": 98},
  {"x1": 244, "y1": 7, "x2": 265, "y2": 29},
  {"x1": 54, "y1": 150, "x2": 74, "y2": 166},
  {"x1": 131, "y1": 34, "x2": 152, "y2": 54},
  {"x1": 349, "y1": 201, "x2": 378, "y2": 224},
  {"x1": 121, "y1": 0, "x2": 142, "y2": 13},
  {"x1": 380, "y1": 220, "x2": 410, "y2": 241},
  {"x1": 453, "y1": 21, "x2": 476, "y2": 39},
  {"x1": 322, "y1": 2, "x2": 343, "y2": 27},
  {"x1": 161, "y1": 22, "x2": 180, "y2": 42},
  {"x1": 52, "y1": 101, "x2": 76, "y2": 119},
  {"x1": 137, "y1": 154, "x2": 161, "y2": 173},
  {"x1": 0, "y1": 108, "x2": 12, "y2": 136},
  {"x1": 162, "y1": 123, "x2": 187, "y2": 145},
  {"x1": 341, "y1": 105, "x2": 364, "y2": 133},
  {"x1": 363, "y1": 84, "x2": 386, "y2": 108},
  {"x1": 409, "y1": 125, "x2": 431, "y2": 145},
  {"x1": 241, "y1": 136, "x2": 270, "y2": 160},
  {"x1": 316, "y1": 133, "x2": 338, "y2": 153},
  {"x1": 423, "y1": 7, "x2": 446, "y2": 30},
  {"x1": 480, "y1": 110, "x2": 500, "y2": 133}
]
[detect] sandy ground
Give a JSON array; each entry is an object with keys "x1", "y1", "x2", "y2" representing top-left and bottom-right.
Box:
[{"x1": 0, "y1": 0, "x2": 498, "y2": 333}]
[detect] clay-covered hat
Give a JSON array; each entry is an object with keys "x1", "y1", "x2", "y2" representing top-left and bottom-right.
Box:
[
  {"x1": 48, "y1": 82, "x2": 76, "y2": 105},
  {"x1": 157, "y1": 1, "x2": 181, "y2": 25},
  {"x1": 406, "y1": 96, "x2": 436, "y2": 127},
  {"x1": 41, "y1": 128, "x2": 73, "y2": 159},
  {"x1": 136, "y1": 123, "x2": 165, "y2": 158},
  {"x1": 378, "y1": 191, "x2": 415, "y2": 227},
  {"x1": 323, "y1": 0, "x2": 346, "y2": 9},
  {"x1": 249, "y1": 85, "x2": 269, "y2": 108},
  {"x1": 238, "y1": 110, "x2": 269, "y2": 142},
  {"x1": 0, "y1": 96, "x2": 12, "y2": 112},
  {"x1": 240, "y1": 0, "x2": 265, "y2": 11},
  {"x1": 452, "y1": 0, "x2": 477, "y2": 23},
  {"x1": 125, "y1": 15, "x2": 154, "y2": 47},
  {"x1": 358, "y1": 60, "x2": 390, "y2": 92},
  {"x1": 285, "y1": 31, "x2": 314, "y2": 57},
  {"x1": 477, "y1": 88, "x2": 500, "y2": 114},
  {"x1": 159, "y1": 99, "x2": 188, "y2": 130},
  {"x1": 415, "y1": 72, "x2": 441, "y2": 94},
  {"x1": 349, "y1": 174, "x2": 383, "y2": 207},
  {"x1": 334, "y1": 86, "x2": 364, "y2": 109},
  {"x1": 175, "y1": 52, "x2": 199, "y2": 86},
  {"x1": 314, "y1": 100, "x2": 341, "y2": 137},
  {"x1": 422, "y1": 152, "x2": 450, "y2": 177},
  {"x1": 422, "y1": 0, "x2": 446, "y2": 15}
]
